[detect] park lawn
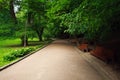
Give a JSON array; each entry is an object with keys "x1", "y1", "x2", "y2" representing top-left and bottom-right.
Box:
[{"x1": 0, "y1": 38, "x2": 46, "y2": 67}]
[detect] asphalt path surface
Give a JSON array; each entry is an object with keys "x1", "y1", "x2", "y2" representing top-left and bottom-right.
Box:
[{"x1": 0, "y1": 40, "x2": 110, "y2": 80}]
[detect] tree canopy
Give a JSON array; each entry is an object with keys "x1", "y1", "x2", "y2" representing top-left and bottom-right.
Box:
[{"x1": 0, "y1": 0, "x2": 120, "y2": 44}]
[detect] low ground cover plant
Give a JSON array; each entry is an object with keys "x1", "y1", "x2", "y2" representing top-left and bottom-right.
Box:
[{"x1": 3, "y1": 48, "x2": 35, "y2": 61}]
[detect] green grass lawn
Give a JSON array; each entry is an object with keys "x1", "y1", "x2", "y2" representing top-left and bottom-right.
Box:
[{"x1": 0, "y1": 38, "x2": 47, "y2": 67}]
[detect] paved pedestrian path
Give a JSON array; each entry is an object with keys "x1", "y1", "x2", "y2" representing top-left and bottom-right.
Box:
[{"x1": 0, "y1": 40, "x2": 113, "y2": 80}]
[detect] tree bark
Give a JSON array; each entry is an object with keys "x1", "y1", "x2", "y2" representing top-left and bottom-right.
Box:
[
  {"x1": 21, "y1": 35, "x2": 28, "y2": 46},
  {"x1": 9, "y1": 0, "x2": 17, "y2": 24},
  {"x1": 36, "y1": 27, "x2": 44, "y2": 41}
]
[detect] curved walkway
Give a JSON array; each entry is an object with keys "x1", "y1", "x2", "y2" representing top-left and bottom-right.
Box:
[{"x1": 0, "y1": 40, "x2": 111, "y2": 80}]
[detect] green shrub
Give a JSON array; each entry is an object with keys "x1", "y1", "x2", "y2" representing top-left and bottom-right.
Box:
[
  {"x1": 3, "y1": 54, "x2": 16, "y2": 61},
  {"x1": 3, "y1": 48, "x2": 35, "y2": 61}
]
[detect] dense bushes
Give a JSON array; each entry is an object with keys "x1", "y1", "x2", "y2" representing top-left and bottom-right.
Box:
[{"x1": 3, "y1": 48, "x2": 35, "y2": 61}]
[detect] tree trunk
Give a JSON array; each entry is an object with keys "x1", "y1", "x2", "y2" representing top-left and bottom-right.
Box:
[
  {"x1": 21, "y1": 35, "x2": 28, "y2": 46},
  {"x1": 36, "y1": 31, "x2": 42, "y2": 41},
  {"x1": 36, "y1": 27, "x2": 44, "y2": 41},
  {"x1": 9, "y1": 0, "x2": 17, "y2": 24}
]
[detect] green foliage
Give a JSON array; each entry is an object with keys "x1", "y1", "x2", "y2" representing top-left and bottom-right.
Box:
[
  {"x1": 0, "y1": 38, "x2": 46, "y2": 67},
  {"x1": 61, "y1": 0, "x2": 120, "y2": 42},
  {"x1": 15, "y1": 23, "x2": 37, "y2": 39},
  {"x1": 0, "y1": 0, "x2": 16, "y2": 39},
  {"x1": 3, "y1": 48, "x2": 35, "y2": 61},
  {"x1": 0, "y1": 0, "x2": 120, "y2": 43},
  {"x1": 46, "y1": 0, "x2": 71, "y2": 38},
  {"x1": 17, "y1": 0, "x2": 47, "y2": 41},
  {"x1": 0, "y1": 23, "x2": 15, "y2": 38}
]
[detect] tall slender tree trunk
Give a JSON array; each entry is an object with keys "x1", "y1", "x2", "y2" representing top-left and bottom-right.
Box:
[
  {"x1": 24, "y1": 21, "x2": 27, "y2": 47},
  {"x1": 9, "y1": 0, "x2": 17, "y2": 24},
  {"x1": 22, "y1": 11, "x2": 32, "y2": 47},
  {"x1": 21, "y1": 35, "x2": 28, "y2": 46}
]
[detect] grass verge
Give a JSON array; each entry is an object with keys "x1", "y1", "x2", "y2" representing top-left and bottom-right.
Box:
[{"x1": 0, "y1": 38, "x2": 51, "y2": 67}]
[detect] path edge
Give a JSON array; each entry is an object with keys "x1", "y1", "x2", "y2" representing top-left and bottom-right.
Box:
[
  {"x1": 0, "y1": 41, "x2": 52, "y2": 71},
  {"x1": 74, "y1": 46, "x2": 117, "y2": 80}
]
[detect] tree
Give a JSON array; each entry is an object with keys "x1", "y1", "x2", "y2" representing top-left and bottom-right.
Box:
[
  {"x1": 61, "y1": 0, "x2": 120, "y2": 43},
  {"x1": 46, "y1": 0, "x2": 71, "y2": 38},
  {"x1": 14, "y1": 0, "x2": 47, "y2": 46},
  {"x1": 9, "y1": 0, "x2": 17, "y2": 24},
  {"x1": 1, "y1": 0, "x2": 120, "y2": 45},
  {"x1": 0, "y1": 0, "x2": 16, "y2": 39},
  {"x1": 24, "y1": 0, "x2": 46, "y2": 41}
]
